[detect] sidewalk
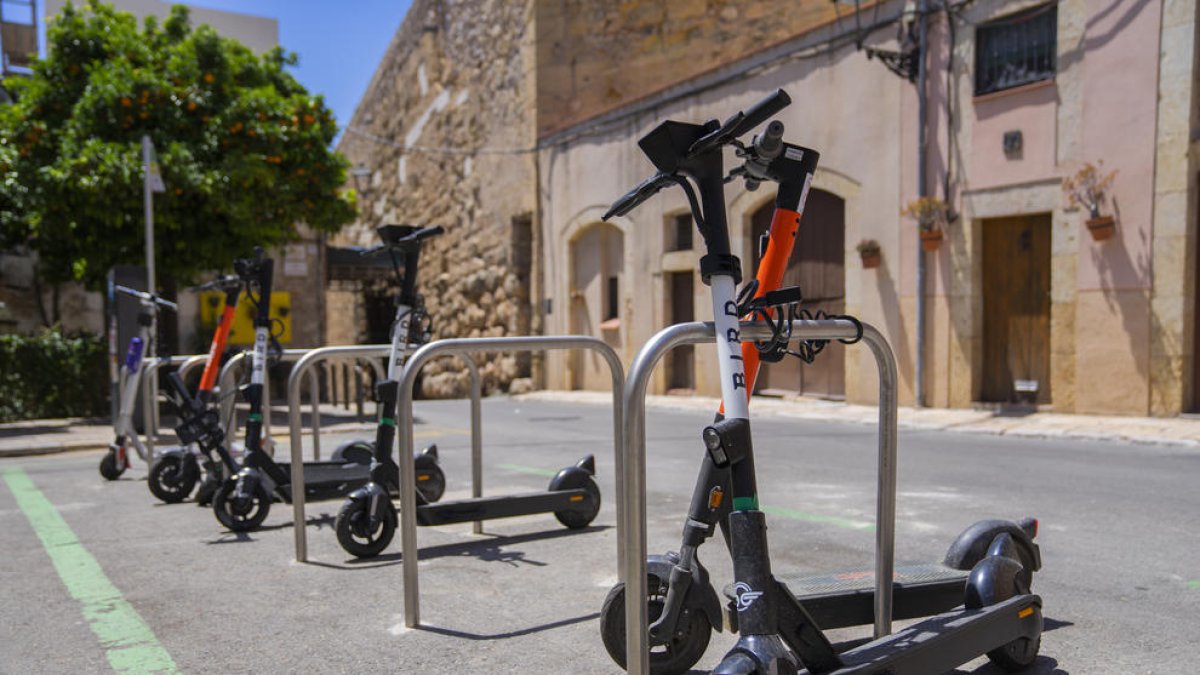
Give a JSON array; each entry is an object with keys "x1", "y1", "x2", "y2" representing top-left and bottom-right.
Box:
[
  {"x1": 0, "y1": 403, "x2": 379, "y2": 458},
  {"x1": 517, "y1": 390, "x2": 1200, "y2": 449}
]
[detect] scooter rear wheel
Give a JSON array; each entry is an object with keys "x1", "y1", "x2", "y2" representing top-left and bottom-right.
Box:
[
  {"x1": 335, "y1": 498, "x2": 396, "y2": 559},
  {"x1": 99, "y1": 449, "x2": 125, "y2": 481},
  {"x1": 600, "y1": 572, "x2": 712, "y2": 675},
  {"x1": 212, "y1": 480, "x2": 271, "y2": 532},
  {"x1": 553, "y1": 477, "x2": 601, "y2": 529},
  {"x1": 148, "y1": 455, "x2": 199, "y2": 503}
]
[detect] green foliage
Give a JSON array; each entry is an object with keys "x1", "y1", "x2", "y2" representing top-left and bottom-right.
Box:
[
  {"x1": 0, "y1": 330, "x2": 108, "y2": 422},
  {"x1": 0, "y1": 1, "x2": 357, "y2": 289}
]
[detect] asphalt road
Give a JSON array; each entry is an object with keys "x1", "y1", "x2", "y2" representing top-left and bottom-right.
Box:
[{"x1": 1, "y1": 397, "x2": 1197, "y2": 673}]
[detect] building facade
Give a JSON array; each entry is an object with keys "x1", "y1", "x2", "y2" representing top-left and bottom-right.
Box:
[{"x1": 344, "y1": 0, "x2": 1200, "y2": 416}]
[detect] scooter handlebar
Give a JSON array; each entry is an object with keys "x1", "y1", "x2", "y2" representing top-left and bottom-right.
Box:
[
  {"x1": 603, "y1": 172, "x2": 674, "y2": 221},
  {"x1": 114, "y1": 285, "x2": 178, "y2": 312}
]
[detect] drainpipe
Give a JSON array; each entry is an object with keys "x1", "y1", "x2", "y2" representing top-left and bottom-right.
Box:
[{"x1": 914, "y1": 0, "x2": 929, "y2": 408}]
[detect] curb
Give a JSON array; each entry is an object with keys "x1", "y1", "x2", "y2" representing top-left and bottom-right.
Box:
[{"x1": 514, "y1": 390, "x2": 1200, "y2": 450}]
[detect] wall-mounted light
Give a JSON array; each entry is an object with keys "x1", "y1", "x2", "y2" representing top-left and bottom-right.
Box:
[
  {"x1": 1003, "y1": 130, "x2": 1023, "y2": 158},
  {"x1": 350, "y1": 164, "x2": 371, "y2": 194}
]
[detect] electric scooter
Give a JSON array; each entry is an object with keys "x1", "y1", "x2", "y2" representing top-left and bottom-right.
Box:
[
  {"x1": 334, "y1": 224, "x2": 602, "y2": 558},
  {"x1": 600, "y1": 89, "x2": 1044, "y2": 674},
  {"x1": 146, "y1": 274, "x2": 244, "y2": 505},
  {"x1": 209, "y1": 246, "x2": 445, "y2": 532},
  {"x1": 99, "y1": 286, "x2": 178, "y2": 480}
]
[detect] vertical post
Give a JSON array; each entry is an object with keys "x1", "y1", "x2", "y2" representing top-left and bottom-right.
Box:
[
  {"x1": 466, "y1": 355, "x2": 484, "y2": 535},
  {"x1": 914, "y1": 0, "x2": 929, "y2": 408},
  {"x1": 141, "y1": 135, "x2": 160, "y2": 446},
  {"x1": 309, "y1": 369, "x2": 322, "y2": 461}
]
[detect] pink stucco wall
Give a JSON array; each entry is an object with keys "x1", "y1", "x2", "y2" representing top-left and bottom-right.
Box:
[
  {"x1": 1077, "y1": 0, "x2": 1162, "y2": 291},
  {"x1": 971, "y1": 82, "x2": 1059, "y2": 190}
]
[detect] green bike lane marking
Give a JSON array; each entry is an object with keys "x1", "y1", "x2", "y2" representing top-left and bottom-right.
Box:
[
  {"x1": 2, "y1": 466, "x2": 179, "y2": 674},
  {"x1": 759, "y1": 504, "x2": 875, "y2": 531},
  {"x1": 492, "y1": 464, "x2": 874, "y2": 531},
  {"x1": 497, "y1": 463, "x2": 558, "y2": 477}
]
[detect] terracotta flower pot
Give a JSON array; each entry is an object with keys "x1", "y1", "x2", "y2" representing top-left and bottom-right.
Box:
[
  {"x1": 860, "y1": 251, "x2": 881, "y2": 269},
  {"x1": 1086, "y1": 215, "x2": 1115, "y2": 241},
  {"x1": 920, "y1": 228, "x2": 943, "y2": 252}
]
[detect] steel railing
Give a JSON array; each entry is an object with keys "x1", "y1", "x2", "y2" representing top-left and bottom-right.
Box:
[
  {"x1": 395, "y1": 336, "x2": 625, "y2": 628},
  {"x1": 620, "y1": 319, "x2": 898, "y2": 675}
]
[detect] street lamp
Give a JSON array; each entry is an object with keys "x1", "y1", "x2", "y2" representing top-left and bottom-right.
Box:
[{"x1": 350, "y1": 164, "x2": 371, "y2": 194}]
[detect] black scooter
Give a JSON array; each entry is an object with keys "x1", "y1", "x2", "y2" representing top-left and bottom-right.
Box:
[
  {"x1": 210, "y1": 248, "x2": 444, "y2": 532},
  {"x1": 600, "y1": 90, "x2": 1043, "y2": 674},
  {"x1": 147, "y1": 274, "x2": 243, "y2": 505},
  {"x1": 333, "y1": 224, "x2": 602, "y2": 558}
]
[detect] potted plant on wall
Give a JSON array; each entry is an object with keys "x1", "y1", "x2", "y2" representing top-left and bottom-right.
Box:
[
  {"x1": 856, "y1": 239, "x2": 882, "y2": 268},
  {"x1": 1063, "y1": 161, "x2": 1118, "y2": 241},
  {"x1": 903, "y1": 196, "x2": 951, "y2": 252}
]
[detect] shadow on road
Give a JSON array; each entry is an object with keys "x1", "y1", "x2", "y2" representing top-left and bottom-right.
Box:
[
  {"x1": 303, "y1": 524, "x2": 611, "y2": 571},
  {"x1": 415, "y1": 611, "x2": 601, "y2": 641}
]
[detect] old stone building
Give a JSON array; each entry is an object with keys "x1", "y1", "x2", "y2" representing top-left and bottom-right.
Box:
[{"x1": 342, "y1": 0, "x2": 1200, "y2": 417}]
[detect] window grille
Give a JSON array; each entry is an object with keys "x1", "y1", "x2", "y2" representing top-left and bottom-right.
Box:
[{"x1": 975, "y1": 4, "x2": 1057, "y2": 96}]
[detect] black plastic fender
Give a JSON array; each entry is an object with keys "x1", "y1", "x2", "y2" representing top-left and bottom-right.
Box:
[
  {"x1": 965, "y1": 533, "x2": 1027, "y2": 609},
  {"x1": 650, "y1": 553, "x2": 725, "y2": 636},
  {"x1": 155, "y1": 445, "x2": 191, "y2": 460},
  {"x1": 332, "y1": 440, "x2": 374, "y2": 466},
  {"x1": 414, "y1": 445, "x2": 439, "y2": 471},
  {"x1": 944, "y1": 518, "x2": 1041, "y2": 576},
  {"x1": 546, "y1": 455, "x2": 596, "y2": 491}
]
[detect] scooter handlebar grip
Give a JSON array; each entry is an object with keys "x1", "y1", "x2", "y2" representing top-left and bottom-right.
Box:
[
  {"x1": 753, "y1": 121, "x2": 785, "y2": 160},
  {"x1": 732, "y1": 89, "x2": 791, "y2": 139}
]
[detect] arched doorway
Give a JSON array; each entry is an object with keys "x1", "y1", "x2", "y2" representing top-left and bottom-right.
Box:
[
  {"x1": 749, "y1": 189, "x2": 846, "y2": 398},
  {"x1": 569, "y1": 222, "x2": 624, "y2": 390}
]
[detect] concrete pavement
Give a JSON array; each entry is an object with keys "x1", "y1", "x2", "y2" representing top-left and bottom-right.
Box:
[
  {"x1": 5, "y1": 391, "x2": 1196, "y2": 459},
  {"x1": 1, "y1": 397, "x2": 1197, "y2": 673}
]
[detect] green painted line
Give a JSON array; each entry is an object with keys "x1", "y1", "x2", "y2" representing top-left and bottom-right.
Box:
[
  {"x1": 2, "y1": 467, "x2": 180, "y2": 674},
  {"x1": 760, "y1": 504, "x2": 876, "y2": 531},
  {"x1": 732, "y1": 496, "x2": 759, "y2": 512},
  {"x1": 1187, "y1": 580, "x2": 1200, "y2": 590},
  {"x1": 497, "y1": 463, "x2": 558, "y2": 477}
]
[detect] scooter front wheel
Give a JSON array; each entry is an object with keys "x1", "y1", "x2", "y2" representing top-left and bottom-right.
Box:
[
  {"x1": 147, "y1": 454, "x2": 199, "y2": 503},
  {"x1": 212, "y1": 480, "x2": 271, "y2": 532},
  {"x1": 99, "y1": 448, "x2": 126, "y2": 481},
  {"x1": 553, "y1": 477, "x2": 601, "y2": 529},
  {"x1": 599, "y1": 571, "x2": 712, "y2": 675},
  {"x1": 335, "y1": 498, "x2": 396, "y2": 559}
]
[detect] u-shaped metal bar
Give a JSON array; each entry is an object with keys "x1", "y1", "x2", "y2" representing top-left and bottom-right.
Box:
[{"x1": 620, "y1": 319, "x2": 898, "y2": 675}]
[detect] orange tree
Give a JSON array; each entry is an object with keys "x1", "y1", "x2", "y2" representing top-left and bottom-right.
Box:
[{"x1": 0, "y1": 1, "x2": 355, "y2": 318}]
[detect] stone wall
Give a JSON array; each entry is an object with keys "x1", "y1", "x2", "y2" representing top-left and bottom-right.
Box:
[
  {"x1": 534, "y1": 0, "x2": 853, "y2": 136},
  {"x1": 334, "y1": 0, "x2": 539, "y2": 398}
]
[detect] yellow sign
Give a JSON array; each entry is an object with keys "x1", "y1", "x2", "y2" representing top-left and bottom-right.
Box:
[{"x1": 199, "y1": 291, "x2": 292, "y2": 345}]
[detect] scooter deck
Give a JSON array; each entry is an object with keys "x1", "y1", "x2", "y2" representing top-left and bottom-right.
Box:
[
  {"x1": 274, "y1": 461, "x2": 371, "y2": 502},
  {"x1": 798, "y1": 594, "x2": 1043, "y2": 674},
  {"x1": 730, "y1": 562, "x2": 968, "y2": 630},
  {"x1": 415, "y1": 488, "x2": 589, "y2": 527}
]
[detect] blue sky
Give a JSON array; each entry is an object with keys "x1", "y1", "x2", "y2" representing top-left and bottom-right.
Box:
[
  {"x1": 32, "y1": 0, "x2": 412, "y2": 133},
  {"x1": 185, "y1": 0, "x2": 412, "y2": 132}
]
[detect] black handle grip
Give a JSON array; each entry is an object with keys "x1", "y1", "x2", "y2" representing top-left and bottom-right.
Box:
[
  {"x1": 731, "y1": 89, "x2": 791, "y2": 139},
  {"x1": 604, "y1": 172, "x2": 674, "y2": 220},
  {"x1": 753, "y1": 120, "x2": 785, "y2": 160}
]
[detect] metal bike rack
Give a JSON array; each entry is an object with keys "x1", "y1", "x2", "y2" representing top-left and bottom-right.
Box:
[
  {"x1": 620, "y1": 319, "x2": 898, "y2": 675},
  {"x1": 216, "y1": 349, "x2": 325, "y2": 448},
  {"x1": 284, "y1": 343, "x2": 452, "y2": 562},
  {"x1": 396, "y1": 336, "x2": 625, "y2": 628},
  {"x1": 138, "y1": 354, "x2": 199, "y2": 456}
]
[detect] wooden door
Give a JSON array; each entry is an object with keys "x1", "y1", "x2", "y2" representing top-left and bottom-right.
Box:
[
  {"x1": 569, "y1": 223, "x2": 624, "y2": 390},
  {"x1": 982, "y1": 214, "x2": 1051, "y2": 404},
  {"x1": 750, "y1": 189, "x2": 846, "y2": 398},
  {"x1": 666, "y1": 271, "x2": 695, "y2": 391}
]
